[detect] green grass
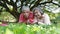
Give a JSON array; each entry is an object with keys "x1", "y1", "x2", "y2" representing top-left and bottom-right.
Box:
[{"x1": 0, "y1": 23, "x2": 60, "y2": 34}]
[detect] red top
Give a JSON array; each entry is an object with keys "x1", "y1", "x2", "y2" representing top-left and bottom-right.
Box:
[{"x1": 19, "y1": 11, "x2": 34, "y2": 24}]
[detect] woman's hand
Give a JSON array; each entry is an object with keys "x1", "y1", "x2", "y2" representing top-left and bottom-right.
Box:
[{"x1": 38, "y1": 22, "x2": 44, "y2": 25}]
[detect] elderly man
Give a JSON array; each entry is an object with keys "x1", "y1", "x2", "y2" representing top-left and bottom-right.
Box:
[{"x1": 19, "y1": 6, "x2": 34, "y2": 24}]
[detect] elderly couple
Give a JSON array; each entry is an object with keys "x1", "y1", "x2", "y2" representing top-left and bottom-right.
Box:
[{"x1": 19, "y1": 6, "x2": 51, "y2": 25}]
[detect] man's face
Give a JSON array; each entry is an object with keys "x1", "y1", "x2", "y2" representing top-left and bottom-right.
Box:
[
  {"x1": 34, "y1": 10, "x2": 41, "y2": 18},
  {"x1": 23, "y1": 10, "x2": 30, "y2": 18}
]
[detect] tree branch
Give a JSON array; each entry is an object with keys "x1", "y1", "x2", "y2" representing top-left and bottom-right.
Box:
[
  {"x1": 52, "y1": 2, "x2": 60, "y2": 7},
  {"x1": 15, "y1": 0, "x2": 19, "y2": 4},
  {"x1": 0, "y1": 7, "x2": 3, "y2": 15},
  {"x1": 30, "y1": 0, "x2": 42, "y2": 10},
  {"x1": 29, "y1": 0, "x2": 35, "y2": 7},
  {"x1": 0, "y1": 0, "x2": 19, "y2": 22},
  {"x1": 39, "y1": 1, "x2": 52, "y2": 5},
  {"x1": 25, "y1": 0, "x2": 30, "y2": 6},
  {"x1": 0, "y1": 1, "x2": 10, "y2": 11},
  {"x1": 39, "y1": 0, "x2": 60, "y2": 7},
  {"x1": 20, "y1": 0, "x2": 24, "y2": 12}
]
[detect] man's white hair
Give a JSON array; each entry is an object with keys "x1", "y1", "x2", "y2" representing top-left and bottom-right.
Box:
[{"x1": 22, "y1": 6, "x2": 30, "y2": 11}]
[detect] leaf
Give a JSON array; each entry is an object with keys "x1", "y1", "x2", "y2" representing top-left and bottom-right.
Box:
[
  {"x1": 5, "y1": 28, "x2": 14, "y2": 34},
  {"x1": 0, "y1": 22, "x2": 2, "y2": 24}
]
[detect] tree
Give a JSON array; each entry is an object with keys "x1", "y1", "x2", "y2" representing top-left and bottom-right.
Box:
[{"x1": 0, "y1": 0, "x2": 60, "y2": 22}]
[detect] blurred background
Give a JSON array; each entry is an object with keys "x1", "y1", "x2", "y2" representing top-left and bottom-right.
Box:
[
  {"x1": 0, "y1": 0, "x2": 60, "y2": 24},
  {"x1": 0, "y1": 0, "x2": 60, "y2": 34}
]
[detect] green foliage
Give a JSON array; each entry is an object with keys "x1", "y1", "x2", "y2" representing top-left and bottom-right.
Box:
[
  {"x1": 0, "y1": 12, "x2": 16, "y2": 22},
  {"x1": 0, "y1": 23, "x2": 60, "y2": 34}
]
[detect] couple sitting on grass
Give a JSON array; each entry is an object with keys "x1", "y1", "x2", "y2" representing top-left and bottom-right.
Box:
[{"x1": 19, "y1": 6, "x2": 51, "y2": 25}]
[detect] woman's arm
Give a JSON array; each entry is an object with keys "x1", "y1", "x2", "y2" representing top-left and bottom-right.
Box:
[
  {"x1": 19, "y1": 14, "x2": 24, "y2": 23},
  {"x1": 44, "y1": 13, "x2": 51, "y2": 25}
]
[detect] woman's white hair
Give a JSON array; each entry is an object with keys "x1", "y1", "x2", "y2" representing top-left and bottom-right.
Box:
[
  {"x1": 32, "y1": 6, "x2": 44, "y2": 15},
  {"x1": 22, "y1": 6, "x2": 30, "y2": 12}
]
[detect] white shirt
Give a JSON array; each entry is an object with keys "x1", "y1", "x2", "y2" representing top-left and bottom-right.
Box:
[
  {"x1": 34, "y1": 13, "x2": 51, "y2": 25},
  {"x1": 43, "y1": 13, "x2": 51, "y2": 25}
]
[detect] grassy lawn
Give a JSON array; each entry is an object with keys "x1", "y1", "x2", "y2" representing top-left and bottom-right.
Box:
[{"x1": 0, "y1": 23, "x2": 60, "y2": 34}]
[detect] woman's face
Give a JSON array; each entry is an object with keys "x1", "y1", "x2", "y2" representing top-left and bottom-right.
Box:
[
  {"x1": 23, "y1": 10, "x2": 30, "y2": 18},
  {"x1": 34, "y1": 10, "x2": 41, "y2": 18}
]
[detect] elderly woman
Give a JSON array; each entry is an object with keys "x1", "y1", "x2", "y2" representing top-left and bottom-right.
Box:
[
  {"x1": 33, "y1": 7, "x2": 51, "y2": 25},
  {"x1": 19, "y1": 6, "x2": 34, "y2": 24}
]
